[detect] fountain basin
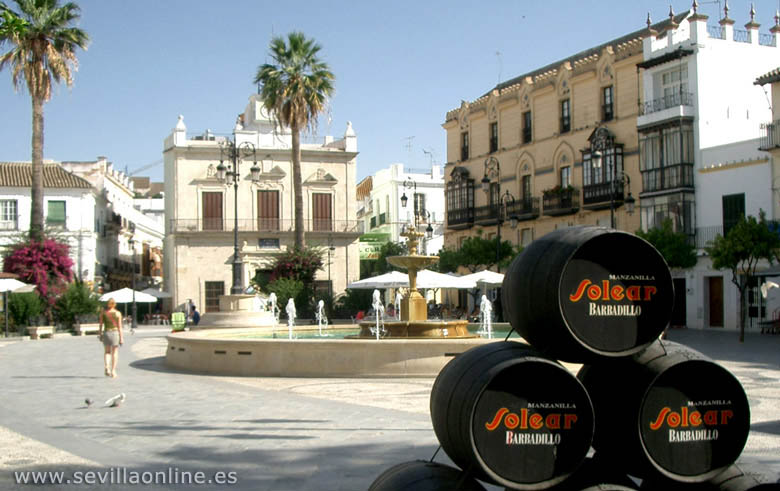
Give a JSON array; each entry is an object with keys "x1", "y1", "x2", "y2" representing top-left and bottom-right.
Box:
[
  {"x1": 165, "y1": 327, "x2": 497, "y2": 378},
  {"x1": 357, "y1": 320, "x2": 474, "y2": 338}
]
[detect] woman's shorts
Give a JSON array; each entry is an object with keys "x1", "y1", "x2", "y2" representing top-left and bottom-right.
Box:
[{"x1": 102, "y1": 330, "x2": 120, "y2": 347}]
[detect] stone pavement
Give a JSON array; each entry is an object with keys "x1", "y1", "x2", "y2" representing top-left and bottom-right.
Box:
[{"x1": 0, "y1": 326, "x2": 777, "y2": 490}]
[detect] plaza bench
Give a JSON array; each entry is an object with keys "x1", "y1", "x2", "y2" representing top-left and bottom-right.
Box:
[
  {"x1": 75, "y1": 323, "x2": 101, "y2": 336},
  {"x1": 28, "y1": 325, "x2": 54, "y2": 339}
]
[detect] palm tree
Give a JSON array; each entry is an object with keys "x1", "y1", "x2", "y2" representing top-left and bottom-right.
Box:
[
  {"x1": 254, "y1": 31, "x2": 334, "y2": 249},
  {"x1": 0, "y1": 0, "x2": 88, "y2": 242}
]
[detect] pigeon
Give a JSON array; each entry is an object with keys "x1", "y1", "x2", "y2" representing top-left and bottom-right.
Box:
[
  {"x1": 85, "y1": 398, "x2": 93, "y2": 408},
  {"x1": 105, "y1": 393, "x2": 126, "y2": 408}
]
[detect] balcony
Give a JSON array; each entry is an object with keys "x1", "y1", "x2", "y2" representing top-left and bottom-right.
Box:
[
  {"x1": 474, "y1": 204, "x2": 500, "y2": 225},
  {"x1": 542, "y1": 188, "x2": 579, "y2": 216},
  {"x1": 447, "y1": 207, "x2": 474, "y2": 230},
  {"x1": 582, "y1": 181, "x2": 626, "y2": 209},
  {"x1": 169, "y1": 218, "x2": 361, "y2": 235},
  {"x1": 640, "y1": 163, "x2": 694, "y2": 194},
  {"x1": 507, "y1": 197, "x2": 540, "y2": 222},
  {"x1": 759, "y1": 121, "x2": 780, "y2": 150},
  {"x1": 641, "y1": 92, "x2": 695, "y2": 116},
  {"x1": 695, "y1": 225, "x2": 722, "y2": 249}
]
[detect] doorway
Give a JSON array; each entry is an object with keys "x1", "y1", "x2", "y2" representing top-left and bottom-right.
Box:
[
  {"x1": 708, "y1": 276, "x2": 724, "y2": 327},
  {"x1": 671, "y1": 278, "x2": 686, "y2": 327}
]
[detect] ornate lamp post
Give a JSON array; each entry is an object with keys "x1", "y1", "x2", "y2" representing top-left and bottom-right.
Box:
[
  {"x1": 591, "y1": 149, "x2": 635, "y2": 229},
  {"x1": 481, "y1": 157, "x2": 518, "y2": 272},
  {"x1": 128, "y1": 237, "x2": 137, "y2": 331},
  {"x1": 216, "y1": 134, "x2": 261, "y2": 295}
]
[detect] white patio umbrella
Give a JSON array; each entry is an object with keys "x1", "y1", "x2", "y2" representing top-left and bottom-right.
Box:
[
  {"x1": 0, "y1": 274, "x2": 32, "y2": 337},
  {"x1": 140, "y1": 287, "x2": 172, "y2": 299},
  {"x1": 347, "y1": 271, "x2": 409, "y2": 289},
  {"x1": 416, "y1": 270, "x2": 477, "y2": 290},
  {"x1": 461, "y1": 270, "x2": 505, "y2": 288},
  {"x1": 100, "y1": 287, "x2": 158, "y2": 304}
]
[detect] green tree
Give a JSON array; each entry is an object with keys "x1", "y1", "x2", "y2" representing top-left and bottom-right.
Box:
[
  {"x1": 265, "y1": 278, "x2": 304, "y2": 319},
  {"x1": 54, "y1": 279, "x2": 99, "y2": 327},
  {"x1": 374, "y1": 241, "x2": 407, "y2": 275},
  {"x1": 706, "y1": 211, "x2": 780, "y2": 342},
  {"x1": 0, "y1": 0, "x2": 89, "y2": 241},
  {"x1": 254, "y1": 32, "x2": 334, "y2": 248},
  {"x1": 8, "y1": 291, "x2": 43, "y2": 329},
  {"x1": 636, "y1": 219, "x2": 697, "y2": 269},
  {"x1": 436, "y1": 234, "x2": 517, "y2": 275}
]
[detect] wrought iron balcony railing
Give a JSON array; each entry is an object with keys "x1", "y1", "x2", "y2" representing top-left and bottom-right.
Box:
[
  {"x1": 447, "y1": 207, "x2": 474, "y2": 229},
  {"x1": 583, "y1": 180, "x2": 626, "y2": 207},
  {"x1": 759, "y1": 121, "x2": 780, "y2": 150},
  {"x1": 542, "y1": 188, "x2": 579, "y2": 216},
  {"x1": 170, "y1": 218, "x2": 361, "y2": 234},
  {"x1": 640, "y1": 162, "x2": 694, "y2": 193},
  {"x1": 641, "y1": 92, "x2": 695, "y2": 115},
  {"x1": 506, "y1": 197, "x2": 540, "y2": 222}
]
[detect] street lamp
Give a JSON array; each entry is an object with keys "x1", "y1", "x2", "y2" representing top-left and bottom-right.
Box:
[
  {"x1": 400, "y1": 178, "x2": 435, "y2": 252},
  {"x1": 327, "y1": 236, "x2": 335, "y2": 299},
  {"x1": 481, "y1": 156, "x2": 519, "y2": 272},
  {"x1": 591, "y1": 150, "x2": 636, "y2": 229},
  {"x1": 216, "y1": 134, "x2": 261, "y2": 295},
  {"x1": 128, "y1": 237, "x2": 137, "y2": 332}
]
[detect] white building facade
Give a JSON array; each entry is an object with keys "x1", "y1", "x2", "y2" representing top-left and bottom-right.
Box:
[
  {"x1": 636, "y1": 5, "x2": 780, "y2": 330},
  {"x1": 357, "y1": 163, "x2": 445, "y2": 258},
  {"x1": 0, "y1": 162, "x2": 97, "y2": 283},
  {"x1": 163, "y1": 95, "x2": 361, "y2": 313}
]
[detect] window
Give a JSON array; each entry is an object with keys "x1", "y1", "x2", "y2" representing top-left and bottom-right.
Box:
[
  {"x1": 414, "y1": 193, "x2": 426, "y2": 216},
  {"x1": 583, "y1": 147, "x2": 623, "y2": 187},
  {"x1": 521, "y1": 175, "x2": 531, "y2": 202},
  {"x1": 661, "y1": 66, "x2": 688, "y2": 105},
  {"x1": 522, "y1": 111, "x2": 532, "y2": 144},
  {"x1": 639, "y1": 122, "x2": 695, "y2": 192},
  {"x1": 602, "y1": 86, "x2": 614, "y2": 121},
  {"x1": 257, "y1": 190, "x2": 279, "y2": 230},
  {"x1": 560, "y1": 166, "x2": 571, "y2": 188},
  {"x1": 489, "y1": 122, "x2": 498, "y2": 153},
  {"x1": 204, "y1": 281, "x2": 224, "y2": 313},
  {"x1": 560, "y1": 99, "x2": 570, "y2": 133},
  {"x1": 722, "y1": 194, "x2": 745, "y2": 237},
  {"x1": 46, "y1": 200, "x2": 66, "y2": 227},
  {"x1": 312, "y1": 193, "x2": 332, "y2": 231},
  {"x1": 521, "y1": 228, "x2": 534, "y2": 247},
  {"x1": 639, "y1": 192, "x2": 695, "y2": 240},
  {"x1": 461, "y1": 132, "x2": 469, "y2": 161},
  {"x1": 202, "y1": 192, "x2": 223, "y2": 230},
  {"x1": 0, "y1": 200, "x2": 17, "y2": 230},
  {"x1": 446, "y1": 170, "x2": 475, "y2": 228}
]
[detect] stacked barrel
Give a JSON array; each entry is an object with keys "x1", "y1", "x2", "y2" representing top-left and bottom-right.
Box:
[{"x1": 369, "y1": 227, "x2": 772, "y2": 490}]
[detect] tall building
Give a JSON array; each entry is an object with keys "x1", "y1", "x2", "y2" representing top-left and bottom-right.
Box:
[
  {"x1": 163, "y1": 95, "x2": 360, "y2": 312},
  {"x1": 443, "y1": 4, "x2": 780, "y2": 330}
]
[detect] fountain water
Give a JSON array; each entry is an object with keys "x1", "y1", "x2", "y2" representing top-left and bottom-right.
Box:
[
  {"x1": 370, "y1": 289, "x2": 387, "y2": 340},
  {"x1": 315, "y1": 299, "x2": 330, "y2": 337},
  {"x1": 285, "y1": 298, "x2": 296, "y2": 340},
  {"x1": 357, "y1": 225, "x2": 474, "y2": 339},
  {"x1": 478, "y1": 294, "x2": 493, "y2": 339}
]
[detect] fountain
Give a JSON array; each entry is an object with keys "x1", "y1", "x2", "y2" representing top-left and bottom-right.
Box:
[
  {"x1": 315, "y1": 299, "x2": 330, "y2": 337},
  {"x1": 285, "y1": 298, "x2": 296, "y2": 340},
  {"x1": 357, "y1": 225, "x2": 473, "y2": 339},
  {"x1": 477, "y1": 294, "x2": 493, "y2": 339}
]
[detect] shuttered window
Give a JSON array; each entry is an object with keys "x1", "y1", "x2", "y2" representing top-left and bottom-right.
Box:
[
  {"x1": 312, "y1": 193, "x2": 332, "y2": 231},
  {"x1": 257, "y1": 190, "x2": 280, "y2": 230},
  {"x1": 47, "y1": 201, "x2": 66, "y2": 227},
  {"x1": 204, "y1": 281, "x2": 224, "y2": 313},
  {"x1": 202, "y1": 192, "x2": 223, "y2": 231}
]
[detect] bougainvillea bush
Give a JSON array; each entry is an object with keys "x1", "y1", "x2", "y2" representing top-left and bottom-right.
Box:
[
  {"x1": 3, "y1": 239, "x2": 74, "y2": 308},
  {"x1": 269, "y1": 247, "x2": 324, "y2": 284}
]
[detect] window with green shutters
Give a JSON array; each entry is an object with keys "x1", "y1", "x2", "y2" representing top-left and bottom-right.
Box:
[{"x1": 47, "y1": 201, "x2": 66, "y2": 227}]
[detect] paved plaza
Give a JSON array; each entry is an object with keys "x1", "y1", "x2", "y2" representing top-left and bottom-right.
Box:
[{"x1": 0, "y1": 327, "x2": 778, "y2": 490}]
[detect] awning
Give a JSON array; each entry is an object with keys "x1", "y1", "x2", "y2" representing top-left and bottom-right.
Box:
[{"x1": 636, "y1": 47, "x2": 694, "y2": 70}]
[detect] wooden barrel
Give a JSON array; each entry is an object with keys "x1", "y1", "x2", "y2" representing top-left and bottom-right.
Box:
[
  {"x1": 368, "y1": 460, "x2": 486, "y2": 491},
  {"x1": 578, "y1": 341, "x2": 750, "y2": 483},
  {"x1": 502, "y1": 226, "x2": 674, "y2": 362},
  {"x1": 431, "y1": 341, "x2": 594, "y2": 489},
  {"x1": 527, "y1": 455, "x2": 638, "y2": 490},
  {"x1": 639, "y1": 463, "x2": 780, "y2": 490}
]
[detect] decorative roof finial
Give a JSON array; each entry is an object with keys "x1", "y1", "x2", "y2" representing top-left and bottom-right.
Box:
[
  {"x1": 669, "y1": 4, "x2": 675, "y2": 20},
  {"x1": 749, "y1": 3, "x2": 756, "y2": 23},
  {"x1": 646, "y1": 12, "x2": 652, "y2": 29},
  {"x1": 775, "y1": 9, "x2": 779, "y2": 26},
  {"x1": 692, "y1": 0, "x2": 699, "y2": 14},
  {"x1": 724, "y1": 0, "x2": 730, "y2": 19}
]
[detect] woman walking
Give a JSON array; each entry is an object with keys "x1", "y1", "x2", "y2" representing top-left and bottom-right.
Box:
[{"x1": 98, "y1": 298, "x2": 124, "y2": 378}]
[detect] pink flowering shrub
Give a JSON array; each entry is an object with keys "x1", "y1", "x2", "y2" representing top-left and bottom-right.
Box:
[
  {"x1": 3, "y1": 239, "x2": 74, "y2": 307},
  {"x1": 269, "y1": 247, "x2": 324, "y2": 284}
]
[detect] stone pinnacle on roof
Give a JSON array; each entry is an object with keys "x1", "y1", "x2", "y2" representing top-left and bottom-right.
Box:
[
  {"x1": 692, "y1": 0, "x2": 698, "y2": 14},
  {"x1": 720, "y1": 0, "x2": 735, "y2": 25},
  {"x1": 665, "y1": 4, "x2": 679, "y2": 30},
  {"x1": 746, "y1": 2, "x2": 760, "y2": 28},
  {"x1": 772, "y1": 10, "x2": 780, "y2": 33},
  {"x1": 724, "y1": 0, "x2": 730, "y2": 19}
]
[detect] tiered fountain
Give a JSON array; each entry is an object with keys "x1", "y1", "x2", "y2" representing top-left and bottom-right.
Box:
[{"x1": 357, "y1": 224, "x2": 473, "y2": 338}]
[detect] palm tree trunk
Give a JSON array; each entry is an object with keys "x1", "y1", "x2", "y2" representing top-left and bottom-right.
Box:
[
  {"x1": 292, "y1": 129, "x2": 305, "y2": 248},
  {"x1": 30, "y1": 95, "x2": 45, "y2": 242}
]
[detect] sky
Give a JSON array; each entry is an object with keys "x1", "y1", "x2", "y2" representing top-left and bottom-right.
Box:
[{"x1": 2, "y1": 0, "x2": 779, "y2": 183}]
